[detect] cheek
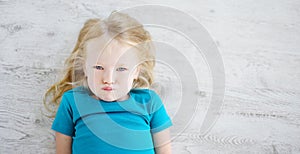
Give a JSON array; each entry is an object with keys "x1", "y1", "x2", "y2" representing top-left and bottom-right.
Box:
[
  {"x1": 86, "y1": 70, "x2": 102, "y2": 84},
  {"x1": 117, "y1": 73, "x2": 130, "y2": 82},
  {"x1": 86, "y1": 70, "x2": 97, "y2": 78},
  {"x1": 116, "y1": 73, "x2": 135, "y2": 85}
]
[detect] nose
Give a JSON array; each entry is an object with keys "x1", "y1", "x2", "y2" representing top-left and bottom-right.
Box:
[{"x1": 102, "y1": 69, "x2": 114, "y2": 84}]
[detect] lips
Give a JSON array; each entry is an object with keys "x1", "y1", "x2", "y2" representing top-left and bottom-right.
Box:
[{"x1": 102, "y1": 86, "x2": 113, "y2": 91}]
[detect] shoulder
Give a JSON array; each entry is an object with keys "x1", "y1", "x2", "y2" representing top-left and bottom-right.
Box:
[
  {"x1": 130, "y1": 88, "x2": 156, "y2": 95},
  {"x1": 60, "y1": 86, "x2": 89, "y2": 105},
  {"x1": 130, "y1": 88, "x2": 162, "y2": 104},
  {"x1": 64, "y1": 86, "x2": 88, "y2": 94},
  {"x1": 62, "y1": 86, "x2": 89, "y2": 98}
]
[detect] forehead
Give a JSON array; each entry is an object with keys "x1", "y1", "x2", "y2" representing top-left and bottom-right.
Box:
[{"x1": 85, "y1": 36, "x2": 139, "y2": 65}]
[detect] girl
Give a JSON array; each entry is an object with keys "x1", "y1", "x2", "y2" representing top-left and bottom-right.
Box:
[{"x1": 44, "y1": 11, "x2": 172, "y2": 154}]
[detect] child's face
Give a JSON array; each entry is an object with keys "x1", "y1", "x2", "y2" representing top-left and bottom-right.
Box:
[{"x1": 84, "y1": 36, "x2": 140, "y2": 102}]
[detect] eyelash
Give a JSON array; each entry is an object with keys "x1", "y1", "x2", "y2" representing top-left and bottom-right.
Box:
[
  {"x1": 116, "y1": 67, "x2": 127, "y2": 71},
  {"x1": 93, "y1": 65, "x2": 104, "y2": 70},
  {"x1": 93, "y1": 66, "x2": 128, "y2": 71}
]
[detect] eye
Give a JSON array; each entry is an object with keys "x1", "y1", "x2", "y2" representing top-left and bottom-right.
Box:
[
  {"x1": 93, "y1": 65, "x2": 104, "y2": 70},
  {"x1": 116, "y1": 67, "x2": 127, "y2": 71}
]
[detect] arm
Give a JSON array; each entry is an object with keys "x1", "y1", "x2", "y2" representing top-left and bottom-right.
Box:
[
  {"x1": 152, "y1": 128, "x2": 172, "y2": 154},
  {"x1": 55, "y1": 132, "x2": 72, "y2": 154}
]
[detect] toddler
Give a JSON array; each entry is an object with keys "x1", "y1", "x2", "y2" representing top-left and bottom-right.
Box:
[{"x1": 44, "y1": 11, "x2": 172, "y2": 154}]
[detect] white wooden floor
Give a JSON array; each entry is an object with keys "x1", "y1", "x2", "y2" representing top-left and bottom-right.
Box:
[{"x1": 1, "y1": 0, "x2": 300, "y2": 153}]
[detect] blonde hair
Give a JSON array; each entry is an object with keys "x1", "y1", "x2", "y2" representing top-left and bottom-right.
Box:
[{"x1": 43, "y1": 12, "x2": 155, "y2": 117}]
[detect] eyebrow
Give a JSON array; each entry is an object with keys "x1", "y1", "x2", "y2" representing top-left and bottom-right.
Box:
[{"x1": 117, "y1": 64, "x2": 127, "y2": 66}]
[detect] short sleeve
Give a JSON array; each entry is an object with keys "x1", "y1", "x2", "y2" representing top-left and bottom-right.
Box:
[
  {"x1": 51, "y1": 94, "x2": 75, "y2": 137},
  {"x1": 149, "y1": 92, "x2": 172, "y2": 133}
]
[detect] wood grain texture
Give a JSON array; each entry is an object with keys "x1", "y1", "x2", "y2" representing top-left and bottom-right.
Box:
[{"x1": 1, "y1": 0, "x2": 300, "y2": 153}]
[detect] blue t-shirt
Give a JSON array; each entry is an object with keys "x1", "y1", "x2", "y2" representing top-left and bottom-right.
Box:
[{"x1": 52, "y1": 86, "x2": 172, "y2": 154}]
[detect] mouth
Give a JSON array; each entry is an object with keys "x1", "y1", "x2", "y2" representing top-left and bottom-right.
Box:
[{"x1": 102, "y1": 86, "x2": 113, "y2": 91}]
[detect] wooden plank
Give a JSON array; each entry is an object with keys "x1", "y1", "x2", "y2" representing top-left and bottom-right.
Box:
[{"x1": 1, "y1": 0, "x2": 300, "y2": 153}]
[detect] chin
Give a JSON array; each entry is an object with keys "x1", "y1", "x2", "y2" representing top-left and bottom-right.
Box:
[
  {"x1": 103, "y1": 98, "x2": 117, "y2": 102},
  {"x1": 103, "y1": 94, "x2": 129, "y2": 102},
  {"x1": 92, "y1": 89, "x2": 129, "y2": 102},
  {"x1": 97, "y1": 95, "x2": 117, "y2": 102}
]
